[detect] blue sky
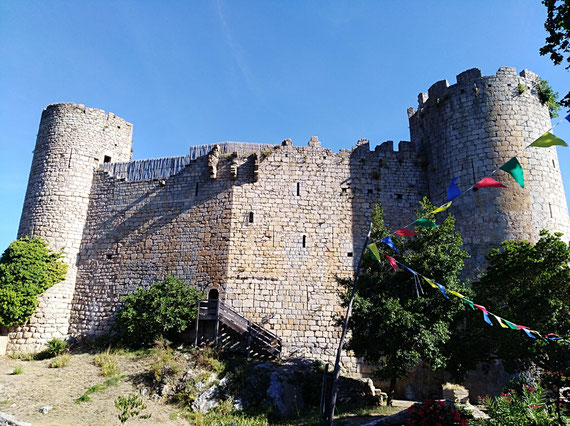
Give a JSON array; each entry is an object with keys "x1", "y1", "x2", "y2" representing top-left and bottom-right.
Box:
[{"x1": 0, "y1": 1, "x2": 569, "y2": 251}]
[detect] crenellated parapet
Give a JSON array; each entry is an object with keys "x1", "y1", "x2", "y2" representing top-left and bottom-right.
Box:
[{"x1": 409, "y1": 67, "x2": 570, "y2": 271}]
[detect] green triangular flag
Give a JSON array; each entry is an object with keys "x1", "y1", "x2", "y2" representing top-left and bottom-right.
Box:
[
  {"x1": 529, "y1": 132, "x2": 567, "y2": 148},
  {"x1": 368, "y1": 243, "x2": 381, "y2": 261},
  {"x1": 462, "y1": 298, "x2": 475, "y2": 310},
  {"x1": 413, "y1": 218, "x2": 438, "y2": 228},
  {"x1": 499, "y1": 157, "x2": 525, "y2": 188},
  {"x1": 503, "y1": 319, "x2": 519, "y2": 330}
]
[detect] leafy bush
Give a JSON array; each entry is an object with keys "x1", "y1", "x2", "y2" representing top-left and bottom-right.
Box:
[
  {"x1": 407, "y1": 399, "x2": 467, "y2": 425},
  {"x1": 11, "y1": 365, "x2": 23, "y2": 375},
  {"x1": 114, "y1": 276, "x2": 203, "y2": 346},
  {"x1": 94, "y1": 349, "x2": 119, "y2": 377},
  {"x1": 46, "y1": 338, "x2": 67, "y2": 357},
  {"x1": 49, "y1": 353, "x2": 71, "y2": 368},
  {"x1": 115, "y1": 394, "x2": 150, "y2": 423},
  {"x1": 0, "y1": 236, "x2": 67, "y2": 327},
  {"x1": 536, "y1": 78, "x2": 560, "y2": 118},
  {"x1": 480, "y1": 382, "x2": 559, "y2": 425}
]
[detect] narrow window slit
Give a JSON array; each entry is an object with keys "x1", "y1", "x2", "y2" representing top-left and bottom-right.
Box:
[
  {"x1": 297, "y1": 182, "x2": 300, "y2": 196},
  {"x1": 549, "y1": 203, "x2": 553, "y2": 218},
  {"x1": 302, "y1": 235, "x2": 306, "y2": 248},
  {"x1": 249, "y1": 212, "x2": 254, "y2": 223},
  {"x1": 195, "y1": 182, "x2": 199, "y2": 196}
]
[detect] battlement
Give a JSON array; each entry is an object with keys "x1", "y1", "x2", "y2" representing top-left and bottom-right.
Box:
[
  {"x1": 408, "y1": 66, "x2": 544, "y2": 117},
  {"x1": 42, "y1": 102, "x2": 133, "y2": 129}
]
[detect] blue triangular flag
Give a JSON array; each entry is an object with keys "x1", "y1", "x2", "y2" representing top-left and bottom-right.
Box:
[
  {"x1": 435, "y1": 282, "x2": 449, "y2": 299},
  {"x1": 447, "y1": 177, "x2": 461, "y2": 202},
  {"x1": 401, "y1": 264, "x2": 417, "y2": 275},
  {"x1": 381, "y1": 236, "x2": 400, "y2": 254},
  {"x1": 565, "y1": 113, "x2": 570, "y2": 124},
  {"x1": 522, "y1": 328, "x2": 536, "y2": 339},
  {"x1": 482, "y1": 311, "x2": 493, "y2": 326}
]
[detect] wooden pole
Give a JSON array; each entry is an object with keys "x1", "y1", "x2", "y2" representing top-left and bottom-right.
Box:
[
  {"x1": 319, "y1": 363, "x2": 330, "y2": 420},
  {"x1": 194, "y1": 300, "x2": 201, "y2": 347},
  {"x1": 214, "y1": 299, "x2": 220, "y2": 345},
  {"x1": 325, "y1": 222, "x2": 372, "y2": 425}
]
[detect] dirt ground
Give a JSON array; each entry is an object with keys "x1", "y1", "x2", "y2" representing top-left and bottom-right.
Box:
[
  {"x1": 0, "y1": 352, "x2": 186, "y2": 426},
  {"x1": 0, "y1": 352, "x2": 404, "y2": 426}
]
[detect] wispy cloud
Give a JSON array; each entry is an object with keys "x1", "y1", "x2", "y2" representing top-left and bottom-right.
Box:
[{"x1": 215, "y1": 0, "x2": 256, "y2": 93}]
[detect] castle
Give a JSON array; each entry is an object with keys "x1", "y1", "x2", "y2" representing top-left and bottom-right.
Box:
[{"x1": 6, "y1": 67, "x2": 570, "y2": 375}]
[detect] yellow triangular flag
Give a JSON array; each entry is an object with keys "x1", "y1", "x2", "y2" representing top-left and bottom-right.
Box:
[
  {"x1": 423, "y1": 276, "x2": 438, "y2": 289},
  {"x1": 431, "y1": 201, "x2": 452, "y2": 214},
  {"x1": 529, "y1": 132, "x2": 567, "y2": 148},
  {"x1": 493, "y1": 314, "x2": 509, "y2": 329},
  {"x1": 448, "y1": 290, "x2": 465, "y2": 299}
]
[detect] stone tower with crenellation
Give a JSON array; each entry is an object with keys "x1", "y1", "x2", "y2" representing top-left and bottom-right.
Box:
[
  {"x1": 408, "y1": 67, "x2": 570, "y2": 273},
  {"x1": 6, "y1": 67, "x2": 570, "y2": 381},
  {"x1": 14, "y1": 103, "x2": 133, "y2": 351}
]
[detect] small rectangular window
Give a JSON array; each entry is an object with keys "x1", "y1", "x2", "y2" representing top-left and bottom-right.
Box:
[
  {"x1": 195, "y1": 182, "x2": 199, "y2": 196},
  {"x1": 347, "y1": 252, "x2": 353, "y2": 257},
  {"x1": 396, "y1": 193, "x2": 403, "y2": 200},
  {"x1": 104, "y1": 155, "x2": 112, "y2": 163},
  {"x1": 302, "y1": 235, "x2": 306, "y2": 248},
  {"x1": 249, "y1": 212, "x2": 254, "y2": 223},
  {"x1": 297, "y1": 182, "x2": 300, "y2": 196}
]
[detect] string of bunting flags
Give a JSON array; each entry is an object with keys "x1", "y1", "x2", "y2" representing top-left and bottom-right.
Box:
[
  {"x1": 370, "y1": 114, "x2": 570, "y2": 242},
  {"x1": 367, "y1": 113, "x2": 570, "y2": 346}
]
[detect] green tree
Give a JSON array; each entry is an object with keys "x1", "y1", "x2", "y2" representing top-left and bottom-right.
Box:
[
  {"x1": 0, "y1": 236, "x2": 67, "y2": 327},
  {"x1": 540, "y1": 0, "x2": 570, "y2": 111},
  {"x1": 114, "y1": 276, "x2": 204, "y2": 346},
  {"x1": 344, "y1": 199, "x2": 470, "y2": 404},
  {"x1": 469, "y1": 230, "x2": 570, "y2": 374}
]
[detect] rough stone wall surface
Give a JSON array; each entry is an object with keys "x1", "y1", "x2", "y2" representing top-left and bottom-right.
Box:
[
  {"x1": 224, "y1": 137, "x2": 425, "y2": 374},
  {"x1": 10, "y1": 103, "x2": 132, "y2": 351},
  {"x1": 69, "y1": 155, "x2": 235, "y2": 336},
  {"x1": 409, "y1": 67, "x2": 570, "y2": 274}
]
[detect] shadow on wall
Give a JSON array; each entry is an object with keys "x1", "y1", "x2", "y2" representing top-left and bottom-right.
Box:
[{"x1": 69, "y1": 154, "x2": 256, "y2": 337}]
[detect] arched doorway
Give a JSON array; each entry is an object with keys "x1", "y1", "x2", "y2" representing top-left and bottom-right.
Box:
[{"x1": 208, "y1": 288, "x2": 219, "y2": 300}]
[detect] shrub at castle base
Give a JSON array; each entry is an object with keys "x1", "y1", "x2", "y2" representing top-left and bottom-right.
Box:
[
  {"x1": 342, "y1": 200, "x2": 470, "y2": 404},
  {"x1": 463, "y1": 230, "x2": 570, "y2": 376},
  {"x1": 114, "y1": 276, "x2": 204, "y2": 346},
  {"x1": 0, "y1": 236, "x2": 67, "y2": 327}
]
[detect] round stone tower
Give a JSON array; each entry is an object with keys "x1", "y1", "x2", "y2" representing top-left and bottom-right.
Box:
[
  {"x1": 11, "y1": 103, "x2": 133, "y2": 351},
  {"x1": 408, "y1": 67, "x2": 570, "y2": 274}
]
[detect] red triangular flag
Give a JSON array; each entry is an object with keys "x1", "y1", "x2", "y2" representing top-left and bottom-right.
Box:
[
  {"x1": 474, "y1": 177, "x2": 507, "y2": 189},
  {"x1": 394, "y1": 228, "x2": 417, "y2": 236},
  {"x1": 384, "y1": 254, "x2": 397, "y2": 272}
]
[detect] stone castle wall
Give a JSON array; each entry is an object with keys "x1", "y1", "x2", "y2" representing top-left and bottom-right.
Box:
[
  {"x1": 409, "y1": 67, "x2": 570, "y2": 274},
  {"x1": 10, "y1": 104, "x2": 132, "y2": 351},
  {"x1": 9, "y1": 67, "x2": 570, "y2": 372},
  {"x1": 224, "y1": 137, "x2": 425, "y2": 372}
]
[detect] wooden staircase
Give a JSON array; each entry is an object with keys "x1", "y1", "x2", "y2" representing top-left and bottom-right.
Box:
[{"x1": 194, "y1": 299, "x2": 282, "y2": 359}]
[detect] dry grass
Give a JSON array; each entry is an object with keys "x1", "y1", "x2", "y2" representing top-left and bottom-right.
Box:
[
  {"x1": 49, "y1": 354, "x2": 71, "y2": 368},
  {"x1": 93, "y1": 348, "x2": 119, "y2": 377}
]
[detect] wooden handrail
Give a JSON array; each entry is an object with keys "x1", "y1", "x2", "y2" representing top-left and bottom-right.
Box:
[{"x1": 196, "y1": 299, "x2": 282, "y2": 357}]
